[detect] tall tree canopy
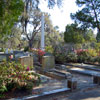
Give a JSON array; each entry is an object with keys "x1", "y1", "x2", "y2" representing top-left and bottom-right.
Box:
[
  {"x1": 71, "y1": 0, "x2": 100, "y2": 42},
  {"x1": 0, "y1": 0, "x2": 24, "y2": 37},
  {"x1": 64, "y1": 23, "x2": 85, "y2": 44}
]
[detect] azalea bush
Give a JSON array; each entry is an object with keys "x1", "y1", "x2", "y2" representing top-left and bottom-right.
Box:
[
  {"x1": 38, "y1": 49, "x2": 45, "y2": 63},
  {"x1": 0, "y1": 61, "x2": 40, "y2": 98}
]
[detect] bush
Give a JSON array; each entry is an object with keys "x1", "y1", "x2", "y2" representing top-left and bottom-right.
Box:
[
  {"x1": 24, "y1": 46, "x2": 29, "y2": 52},
  {"x1": 87, "y1": 49, "x2": 98, "y2": 57},
  {"x1": 77, "y1": 51, "x2": 90, "y2": 63},
  {"x1": 0, "y1": 61, "x2": 40, "y2": 98},
  {"x1": 54, "y1": 52, "x2": 66, "y2": 64},
  {"x1": 66, "y1": 52, "x2": 77, "y2": 63},
  {"x1": 45, "y1": 45, "x2": 54, "y2": 53}
]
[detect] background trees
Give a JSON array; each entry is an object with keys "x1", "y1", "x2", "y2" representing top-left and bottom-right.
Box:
[
  {"x1": 71, "y1": 0, "x2": 100, "y2": 42},
  {"x1": 0, "y1": 0, "x2": 24, "y2": 37},
  {"x1": 64, "y1": 23, "x2": 96, "y2": 50}
]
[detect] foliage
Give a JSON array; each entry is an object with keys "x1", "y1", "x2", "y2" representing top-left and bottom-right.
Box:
[
  {"x1": 87, "y1": 49, "x2": 98, "y2": 57},
  {"x1": 71, "y1": 0, "x2": 100, "y2": 41},
  {"x1": 84, "y1": 29, "x2": 96, "y2": 42},
  {"x1": 77, "y1": 50, "x2": 90, "y2": 63},
  {"x1": 0, "y1": 61, "x2": 40, "y2": 98},
  {"x1": 24, "y1": 46, "x2": 29, "y2": 52},
  {"x1": 0, "y1": 0, "x2": 24, "y2": 37},
  {"x1": 54, "y1": 52, "x2": 66, "y2": 64},
  {"x1": 0, "y1": 48, "x2": 5, "y2": 52},
  {"x1": 45, "y1": 45, "x2": 54, "y2": 53},
  {"x1": 53, "y1": 45, "x2": 67, "y2": 63},
  {"x1": 64, "y1": 23, "x2": 85, "y2": 44},
  {"x1": 66, "y1": 52, "x2": 78, "y2": 63}
]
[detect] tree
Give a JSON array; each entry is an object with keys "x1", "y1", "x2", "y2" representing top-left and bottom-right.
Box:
[
  {"x1": 71, "y1": 0, "x2": 100, "y2": 42},
  {"x1": 84, "y1": 29, "x2": 96, "y2": 42},
  {"x1": 20, "y1": 0, "x2": 63, "y2": 48},
  {"x1": 64, "y1": 23, "x2": 86, "y2": 50},
  {"x1": 0, "y1": 0, "x2": 24, "y2": 37},
  {"x1": 64, "y1": 23, "x2": 85, "y2": 44},
  {"x1": 21, "y1": 9, "x2": 55, "y2": 48}
]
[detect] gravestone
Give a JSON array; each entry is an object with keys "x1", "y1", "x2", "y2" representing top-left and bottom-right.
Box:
[
  {"x1": 19, "y1": 56, "x2": 33, "y2": 68},
  {"x1": 42, "y1": 55, "x2": 55, "y2": 70}
]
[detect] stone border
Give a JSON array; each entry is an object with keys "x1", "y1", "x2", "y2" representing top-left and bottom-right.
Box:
[{"x1": 9, "y1": 88, "x2": 70, "y2": 100}]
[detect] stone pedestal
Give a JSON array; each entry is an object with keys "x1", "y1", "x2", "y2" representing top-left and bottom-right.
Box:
[
  {"x1": 42, "y1": 56, "x2": 55, "y2": 70},
  {"x1": 19, "y1": 56, "x2": 33, "y2": 68},
  {"x1": 93, "y1": 75, "x2": 100, "y2": 85},
  {"x1": 67, "y1": 78, "x2": 77, "y2": 91}
]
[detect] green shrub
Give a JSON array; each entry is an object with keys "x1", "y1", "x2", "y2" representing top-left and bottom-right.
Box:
[
  {"x1": 77, "y1": 51, "x2": 90, "y2": 63},
  {"x1": 24, "y1": 46, "x2": 29, "y2": 52},
  {"x1": 54, "y1": 52, "x2": 66, "y2": 64},
  {"x1": 66, "y1": 52, "x2": 77, "y2": 63},
  {"x1": 87, "y1": 49, "x2": 98, "y2": 57},
  {"x1": 45, "y1": 45, "x2": 54, "y2": 53}
]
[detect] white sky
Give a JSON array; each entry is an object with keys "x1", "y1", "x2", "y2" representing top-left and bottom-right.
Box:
[{"x1": 39, "y1": 0, "x2": 79, "y2": 32}]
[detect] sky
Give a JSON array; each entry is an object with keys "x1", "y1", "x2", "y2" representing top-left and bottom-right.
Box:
[{"x1": 39, "y1": 0, "x2": 79, "y2": 32}]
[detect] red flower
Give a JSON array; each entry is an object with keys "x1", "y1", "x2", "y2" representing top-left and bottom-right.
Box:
[
  {"x1": 38, "y1": 49, "x2": 45, "y2": 56},
  {"x1": 26, "y1": 66, "x2": 30, "y2": 71}
]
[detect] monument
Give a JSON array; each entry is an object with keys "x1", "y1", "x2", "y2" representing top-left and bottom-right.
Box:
[{"x1": 41, "y1": 13, "x2": 45, "y2": 50}]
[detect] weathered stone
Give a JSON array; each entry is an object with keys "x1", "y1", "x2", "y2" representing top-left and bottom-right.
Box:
[
  {"x1": 67, "y1": 78, "x2": 77, "y2": 91},
  {"x1": 19, "y1": 56, "x2": 33, "y2": 67},
  {"x1": 93, "y1": 75, "x2": 100, "y2": 85},
  {"x1": 42, "y1": 56, "x2": 55, "y2": 70}
]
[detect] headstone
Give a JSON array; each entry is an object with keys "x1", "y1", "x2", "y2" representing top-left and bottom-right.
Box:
[
  {"x1": 42, "y1": 56, "x2": 55, "y2": 70},
  {"x1": 19, "y1": 56, "x2": 33, "y2": 68}
]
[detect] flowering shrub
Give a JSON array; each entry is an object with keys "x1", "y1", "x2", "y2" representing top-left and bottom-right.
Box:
[
  {"x1": 37, "y1": 49, "x2": 45, "y2": 63},
  {"x1": 0, "y1": 61, "x2": 40, "y2": 98},
  {"x1": 38, "y1": 49, "x2": 45, "y2": 56}
]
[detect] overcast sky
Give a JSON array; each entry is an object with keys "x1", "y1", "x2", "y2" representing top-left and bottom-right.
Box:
[{"x1": 39, "y1": 0, "x2": 79, "y2": 32}]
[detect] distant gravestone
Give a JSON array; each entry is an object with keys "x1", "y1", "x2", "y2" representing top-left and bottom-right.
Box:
[
  {"x1": 19, "y1": 56, "x2": 33, "y2": 68},
  {"x1": 42, "y1": 56, "x2": 55, "y2": 70}
]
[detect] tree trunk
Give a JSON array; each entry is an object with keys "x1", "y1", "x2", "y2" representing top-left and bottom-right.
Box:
[{"x1": 29, "y1": 40, "x2": 33, "y2": 49}]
